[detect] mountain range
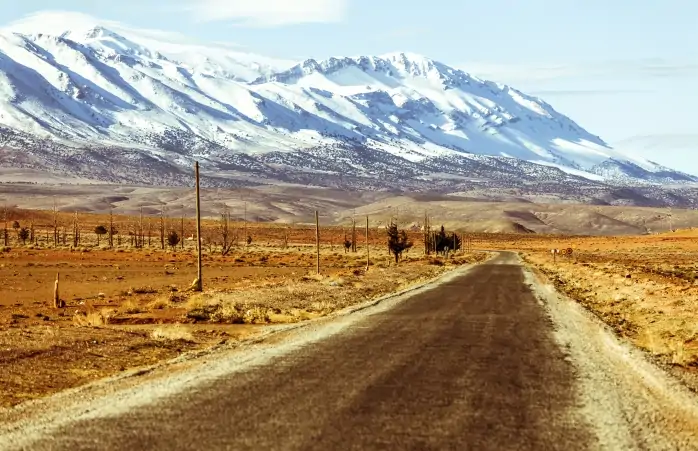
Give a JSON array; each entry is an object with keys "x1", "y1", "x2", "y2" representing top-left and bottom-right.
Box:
[{"x1": 0, "y1": 12, "x2": 696, "y2": 208}]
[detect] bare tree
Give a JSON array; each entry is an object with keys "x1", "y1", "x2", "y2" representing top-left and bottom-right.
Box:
[
  {"x1": 72, "y1": 212, "x2": 80, "y2": 248},
  {"x1": 219, "y1": 205, "x2": 235, "y2": 256},
  {"x1": 52, "y1": 199, "x2": 59, "y2": 247},
  {"x1": 108, "y1": 208, "x2": 114, "y2": 248},
  {"x1": 282, "y1": 226, "x2": 289, "y2": 249},
  {"x1": 129, "y1": 217, "x2": 135, "y2": 247},
  {"x1": 29, "y1": 216, "x2": 35, "y2": 244},
  {"x1": 159, "y1": 206, "x2": 166, "y2": 250},
  {"x1": 2, "y1": 204, "x2": 8, "y2": 247},
  {"x1": 12, "y1": 220, "x2": 20, "y2": 243}
]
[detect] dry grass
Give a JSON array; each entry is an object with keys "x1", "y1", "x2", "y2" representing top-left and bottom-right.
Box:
[
  {"x1": 150, "y1": 325, "x2": 194, "y2": 342},
  {"x1": 0, "y1": 211, "x2": 488, "y2": 410},
  {"x1": 521, "y1": 233, "x2": 698, "y2": 371},
  {"x1": 73, "y1": 310, "x2": 110, "y2": 327},
  {"x1": 130, "y1": 286, "x2": 158, "y2": 295},
  {"x1": 118, "y1": 299, "x2": 144, "y2": 315},
  {"x1": 181, "y1": 259, "x2": 479, "y2": 325},
  {"x1": 147, "y1": 294, "x2": 173, "y2": 310}
]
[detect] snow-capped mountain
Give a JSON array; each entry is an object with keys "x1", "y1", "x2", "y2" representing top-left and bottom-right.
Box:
[{"x1": 0, "y1": 12, "x2": 694, "y2": 194}]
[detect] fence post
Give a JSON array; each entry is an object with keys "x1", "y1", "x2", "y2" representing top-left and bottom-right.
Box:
[{"x1": 53, "y1": 272, "x2": 60, "y2": 308}]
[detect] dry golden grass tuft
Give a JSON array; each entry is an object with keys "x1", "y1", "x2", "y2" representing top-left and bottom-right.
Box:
[
  {"x1": 522, "y1": 237, "x2": 698, "y2": 375},
  {"x1": 178, "y1": 256, "x2": 482, "y2": 325},
  {"x1": 146, "y1": 291, "x2": 187, "y2": 310},
  {"x1": 150, "y1": 325, "x2": 194, "y2": 342},
  {"x1": 73, "y1": 309, "x2": 110, "y2": 327},
  {"x1": 118, "y1": 299, "x2": 144, "y2": 315}
]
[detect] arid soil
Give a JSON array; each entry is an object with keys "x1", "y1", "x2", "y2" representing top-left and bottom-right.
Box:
[
  {"x1": 515, "y1": 230, "x2": 698, "y2": 391},
  {"x1": 5, "y1": 253, "x2": 698, "y2": 450},
  {"x1": 0, "y1": 213, "x2": 484, "y2": 408}
]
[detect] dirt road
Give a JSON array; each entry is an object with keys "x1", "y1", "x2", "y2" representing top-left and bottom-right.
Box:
[{"x1": 2, "y1": 253, "x2": 698, "y2": 450}]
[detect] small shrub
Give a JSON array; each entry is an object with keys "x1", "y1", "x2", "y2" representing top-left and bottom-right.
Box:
[
  {"x1": 119, "y1": 299, "x2": 144, "y2": 314},
  {"x1": 242, "y1": 306, "x2": 269, "y2": 324},
  {"x1": 147, "y1": 296, "x2": 170, "y2": 310},
  {"x1": 167, "y1": 231, "x2": 180, "y2": 250},
  {"x1": 151, "y1": 325, "x2": 194, "y2": 342},
  {"x1": 73, "y1": 310, "x2": 109, "y2": 327}
]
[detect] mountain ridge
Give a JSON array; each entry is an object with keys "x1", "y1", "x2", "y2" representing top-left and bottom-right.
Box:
[{"x1": 0, "y1": 12, "x2": 696, "y2": 206}]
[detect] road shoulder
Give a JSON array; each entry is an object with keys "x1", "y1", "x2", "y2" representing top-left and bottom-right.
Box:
[{"x1": 523, "y1": 260, "x2": 698, "y2": 449}]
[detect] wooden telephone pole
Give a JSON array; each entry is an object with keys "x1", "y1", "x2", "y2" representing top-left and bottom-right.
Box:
[
  {"x1": 365, "y1": 215, "x2": 370, "y2": 271},
  {"x1": 315, "y1": 210, "x2": 320, "y2": 275},
  {"x1": 193, "y1": 161, "x2": 203, "y2": 292}
]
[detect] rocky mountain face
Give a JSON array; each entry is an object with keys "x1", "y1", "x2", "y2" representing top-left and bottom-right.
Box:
[{"x1": 0, "y1": 12, "x2": 696, "y2": 207}]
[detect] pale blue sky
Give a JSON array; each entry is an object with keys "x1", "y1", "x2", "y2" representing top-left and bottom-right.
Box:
[{"x1": 1, "y1": 0, "x2": 696, "y2": 171}]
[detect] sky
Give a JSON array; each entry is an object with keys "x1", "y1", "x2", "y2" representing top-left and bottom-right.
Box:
[{"x1": 1, "y1": 0, "x2": 696, "y2": 171}]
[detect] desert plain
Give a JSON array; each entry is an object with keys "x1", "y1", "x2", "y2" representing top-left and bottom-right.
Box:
[{"x1": 1, "y1": 182, "x2": 698, "y2": 412}]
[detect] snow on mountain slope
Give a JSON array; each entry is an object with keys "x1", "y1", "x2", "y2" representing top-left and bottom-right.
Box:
[
  {"x1": 0, "y1": 12, "x2": 694, "y2": 190},
  {"x1": 5, "y1": 11, "x2": 294, "y2": 82}
]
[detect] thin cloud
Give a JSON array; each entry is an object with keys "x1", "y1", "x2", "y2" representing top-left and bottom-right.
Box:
[
  {"x1": 460, "y1": 59, "x2": 698, "y2": 84},
  {"x1": 183, "y1": 0, "x2": 348, "y2": 27},
  {"x1": 530, "y1": 88, "x2": 652, "y2": 97}
]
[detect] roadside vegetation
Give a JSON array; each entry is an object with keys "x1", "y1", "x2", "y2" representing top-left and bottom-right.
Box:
[{"x1": 517, "y1": 231, "x2": 698, "y2": 390}]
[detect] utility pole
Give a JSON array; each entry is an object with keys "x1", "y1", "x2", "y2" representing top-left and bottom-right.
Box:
[
  {"x1": 180, "y1": 204, "x2": 185, "y2": 250},
  {"x1": 352, "y1": 216, "x2": 357, "y2": 253},
  {"x1": 3, "y1": 204, "x2": 8, "y2": 247},
  {"x1": 139, "y1": 207, "x2": 144, "y2": 249},
  {"x1": 193, "y1": 161, "x2": 203, "y2": 292},
  {"x1": 315, "y1": 210, "x2": 320, "y2": 275},
  {"x1": 52, "y1": 198, "x2": 58, "y2": 247},
  {"x1": 109, "y1": 208, "x2": 114, "y2": 248},
  {"x1": 366, "y1": 215, "x2": 370, "y2": 271}
]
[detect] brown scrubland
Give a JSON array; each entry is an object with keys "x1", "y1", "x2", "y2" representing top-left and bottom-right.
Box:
[
  {"x1": 0, "y1": 206, "x2": 485, "y2": 408},
  {"x1": 3, "y1": 202, "x2": 698, "y2": 408}
]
